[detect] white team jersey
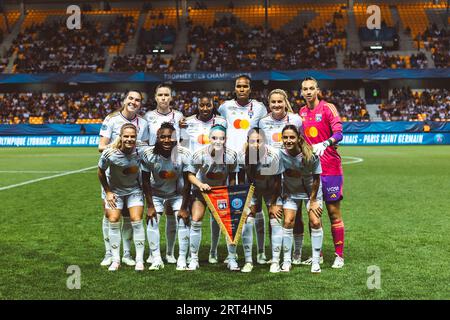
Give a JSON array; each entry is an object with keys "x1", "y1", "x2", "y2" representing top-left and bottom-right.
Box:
[
  {"x1": 180, "y1": 115, "x2": 227, "y2": 153},
  {"x1": 258, "y1": 112, "x2": 303, "y2": 149},
  {"x1": 99, "y1": 111, "x2": 149, "y2": 142},
  {"x1": 218, "y1": 99, "x2": 267, "y2": 152},
  {"x1": 144, "y1": 109, "x2": 184, "y2": 146},
  {"x1": 140, "y1": 145, "x2": 192, "y2": 197},
  {"x1": 188, "y1": 146, "x2": 239, "y2": 189},
  {"x1": 98, "y1": 147, "x2": 143, "y2": 196},
  {"x1": 278, "y1": 150, "x2": 322, "y2": 200},
  {"x1": 238, "y1": 145, "x2": 281, "y2": 193}
]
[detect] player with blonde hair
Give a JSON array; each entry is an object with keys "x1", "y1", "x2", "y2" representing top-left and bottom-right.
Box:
[
  {"x1": 98, "y1": 90, "x2": 149, "y2": 267},
  {"x1": 97, "y1": 123, "x2": 146, "y2": 271},
  {"x1": 258, "y1": 89, "x2": 305, "y2": 264}
]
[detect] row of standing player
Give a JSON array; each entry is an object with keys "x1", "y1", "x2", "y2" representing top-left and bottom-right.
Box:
[
  {"x1": 97, "y1": 75, "x2": 345, "y2": 271},
  {"x1": 99, "y1": 122, "x2": 322, "y2": 273}
]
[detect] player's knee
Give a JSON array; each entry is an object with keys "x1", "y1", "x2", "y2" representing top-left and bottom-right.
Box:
[
  {"x1": 283, "y1": 219, "x2": 295, "y2": 229},
  {"x1": 108, "y1": 216, "x2": 120, "y2": 223},
  {"x1": 329, "y1": 211, "x2": 342, "y2": 222},
  {"x1": 309, "y1": 220, "x2": 321, "y2": 229}
]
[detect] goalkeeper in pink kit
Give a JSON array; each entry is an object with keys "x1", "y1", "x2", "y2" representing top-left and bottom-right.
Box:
[{"x1": 299, "y1": 77, "x2": 345, "y2": 269}]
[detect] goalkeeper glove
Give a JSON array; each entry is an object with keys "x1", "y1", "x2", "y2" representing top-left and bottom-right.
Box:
[{"x1": 312, "y1": 139, "x2": 332, "y2": 157}]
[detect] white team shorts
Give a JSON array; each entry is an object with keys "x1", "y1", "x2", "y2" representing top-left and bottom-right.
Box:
[
  {"x1": 104, "y1": 192, "x2": 144, "y2": 210},
  {"x1": 251, "y1": 193, "x2": 283, "y2": 207},
  {"x1": 152, "y1": 195, "x2": 183, "y2": 213},
  {"x1": 282, "y1": 195, "x2": 323, "y2": 211}
]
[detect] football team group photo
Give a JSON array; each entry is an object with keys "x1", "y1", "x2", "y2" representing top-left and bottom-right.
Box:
[{"x1": 0, "y1": 0, "x2": 448, "y2": 301}]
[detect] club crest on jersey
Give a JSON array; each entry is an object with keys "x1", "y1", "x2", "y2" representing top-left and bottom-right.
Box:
[
  {"x1": 301, "y1": 112, "x2": 307, "y2": 117},
  {"x1": 248, "y1": 110, "x2": 254, "y2": 118},
  {"x1": 101, "y1": 124, "x2": 108, "y2": 131},
  {"x1": 315, "y1": 114, "x2": 322, "y2": 122}
]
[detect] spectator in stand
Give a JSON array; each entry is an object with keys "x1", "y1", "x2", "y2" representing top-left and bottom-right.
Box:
[
  {"x1": 378, "y1": 88, "x2": 449, "y2": 121},
  {"x1": 10, "y1": 15, "x2": 134, "y2": 73}
]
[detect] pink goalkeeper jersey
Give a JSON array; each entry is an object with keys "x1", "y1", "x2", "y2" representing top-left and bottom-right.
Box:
[{"x1": 299, "y1": 100, "x2": 343, "y2": 176}]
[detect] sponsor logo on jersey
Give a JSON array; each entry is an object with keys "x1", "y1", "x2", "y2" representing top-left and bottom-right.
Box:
[
  {"x1": 159, "y1": 170, "x2": 176, "y2": 179},
  {"x1": 272, "y1": 132, "x2": 282, "y2": 142},
  {"x1": 123, "y1": 166, "x2": 139, "y2": 175},
  {"x1": 327, "y1": 186, "x2": 340, "y2": 193},
  {"x1": 315, "y1": 114, "x2": 322, "y2": 122},
  {"x1": 305, "y1": 126, "x2": 318, "y2": 138},
  {"x1": 197, "y1": 134, "x2": 210, "y2": 144},
  {"x1": 233, "y1": 119, "x2": 250, "y2": 129}
]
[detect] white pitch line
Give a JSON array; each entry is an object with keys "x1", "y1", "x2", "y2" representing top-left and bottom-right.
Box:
[
  {"x1": 342, "y1": 156, "x2": 364, "y2": 165},
  {"x1": 0, "y1": 165, "x2": 97, "y2": 191}
]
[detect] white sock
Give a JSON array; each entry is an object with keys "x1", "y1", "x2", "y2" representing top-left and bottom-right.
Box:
[
  {"x1": 131, "y1": 220, "x2": 145, "y2": 263},
  {"x1": 190, "y1": 221, "x2": 202, "y2": 261},
  {"x1": 311, "y1": 227, "x2": 324, "y2": 263},
  {"x1": 210, "y1": 215, "x2": 220, "y2": 257},
  {"x1": 177, "y1": 216, "x2": 190, "y2": 262},
  {"x1": 226, "y1": 241, "x2": 237, "y2": 260},
  {"x1": 146, "y1": 214, "x2": 161, "y2": 260},
  {"x1": 109, "y1": 221, "x2": 121, "y2": 263},
  {"x1": 254, "y1": 211, "x2": 266, "y2": 255},
  {"x1": 165, "y1": 214, "x2": 177, "y2": 257},
  {"x1": 242, "y1": 217, "x2": 254, "y2": 263},
  {"x1": 270, "y1": 218, "x2": 282, "y2": 263},
  {"x1": 282, "y1": 227, "x2": 293, "y2": 264},
  {"x1": 102, "y1": 215, "x2": 111, "y2": 256},
  {"x1": 294, "y1": 233, "x2": 304, "y2": 257},
  {"x1": 121, "y1": 216, "x2": 133, "y2": 256}
]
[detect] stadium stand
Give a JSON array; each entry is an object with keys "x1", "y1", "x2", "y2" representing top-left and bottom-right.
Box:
[
  {"x1": 0, "y1": 1, "x2": 447, "y2": 125},
  {"x1": 344, "y1": 51, "x2": 428, "y2": 69},
  {"x1": 8, "y1": 9, "x2": 138, "y2": 73},
  {"x1": 110, "y1": 53, "x2": 191, "y2": 72},
  {"x1": 378, "y1": 88, "x2": 449, "y2": 121},
  {"x1": 417, "y1": 23, "x2": 449, "y2": 68},
  {"x1": 0, "y1": 89, "x2": 368, "y2": 124}
]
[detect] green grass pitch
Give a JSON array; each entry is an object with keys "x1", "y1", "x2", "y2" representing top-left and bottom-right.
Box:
[{"x1": 0, "y1": 146, "x2": 449, "y2": 300}]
